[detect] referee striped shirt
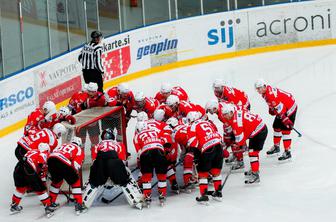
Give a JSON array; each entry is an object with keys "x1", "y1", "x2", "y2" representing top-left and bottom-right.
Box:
[{"x1": 78, "y1": 42, "x2": 104, "y2": 73}]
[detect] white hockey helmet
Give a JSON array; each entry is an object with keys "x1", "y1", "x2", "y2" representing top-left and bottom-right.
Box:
[
  {"x1": 166, "y1": 117, "x2": 179, "y2": 128},
  {"x1": 160, "y1": 83, "x2": 172, "y2": 94},
  {"x1": 205, "y1": 99, "x2": 219, "y2": 114},
  {"x1": 38, "y1": 143, "x2": 50, "y2": 153},
  {"x1": 42, "y1": 101, "x2": 56, "y2": 115},
  {"x1": 187, "y1": 111, "x2": 201, "y2": 123},
  {"x1": 212, "y1": 79, "x2": 225, "y2": 90},
  {"x1": 153, "y1": 109, "x2": 165, "y2": 121},
  {"x1": 166, "y1": 95, "x2": 179, "y2": 107},
  {"x1": 137, "y1": 111, "x2": 149, "y2": 122},
  {"x1": 255, "y1": 78, "x2": 266, "y2": 89},
  {"x1": 117, "y1": 83, "x2": 130, "y2": 94},
  {"x1": 71, "y1": 136, "x2": 82, "y2": 147},
  {"x1": 135, "y1": 121, "x2": 148, "y2": 133},
  {"x1": 221, "y1": 103, "x2": 235, "y2": 115},
  {"x1": 86, "y1": 82, "x2": 98, "y2": 92},
  {"x1": 59, "y1": 106, "x2": 71, "y2": 116},
  {"x1": 52, "y1": 123, "x2": 67, "y2": 138},
  {"x1": 134, "y1": 91, "x2": 145, "y2": 102}
]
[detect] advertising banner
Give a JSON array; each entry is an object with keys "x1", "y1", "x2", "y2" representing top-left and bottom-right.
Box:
[
  {"x1": 34, "y1": 53, "x2": 82, "y2": 106},
  {"x1": 0, "y1": 72, "x2": 36, "y2": 129},
  {"x1": 102, "y1": 33, "x2": 132, "y2": 81},
  {"x1": 248, "y1": 2, "x2": 336, "y2": 48}
]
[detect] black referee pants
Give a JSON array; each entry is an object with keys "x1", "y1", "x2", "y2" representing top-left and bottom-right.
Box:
[{"x1": 82, "y1": 69, "x2": 104, "y2": 93}]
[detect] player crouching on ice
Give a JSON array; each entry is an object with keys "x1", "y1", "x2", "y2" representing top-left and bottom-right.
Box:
[
  {"x1": 47, "y1": 136, "x2": 87, "y2": 215},
  {"x1": 186, "y1": 112, "x2": 224, "y2": 204},
  {"x1": 83, "y1": 128, "x2": 143, "y2": 210},
  {"x1": 10, "y1": 143, "x2": 55, "y2": 217}
]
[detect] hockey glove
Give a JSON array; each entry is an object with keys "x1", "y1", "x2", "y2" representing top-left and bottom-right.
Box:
[
  {"x1": 65, "y1": 115, "x2": 76, "y2": 124},
  {"x1": 280, "y1": 114, "x2": 293, "y2": 129},
  {"x1": 268, "y1": 107, "x2": 276, "y2": 116}
]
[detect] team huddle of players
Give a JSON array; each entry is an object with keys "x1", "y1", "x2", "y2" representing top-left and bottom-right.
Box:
[{"x1": 9, "y1": 78, "x2": 298, "y2": 216}]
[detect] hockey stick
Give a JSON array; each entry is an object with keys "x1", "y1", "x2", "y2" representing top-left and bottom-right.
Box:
[
  {"x1": 101, "y1": 159, "x2": 183, "y2": 204},
  {"x1": 101, "y1": 166, "x2": 140, "y2": 204},
  {"x1": 219, "y1": 168, "x2": 232, "y2": 191},
  {"x1": 293, "y1": 127, "x2": 302, "y2": 137}
]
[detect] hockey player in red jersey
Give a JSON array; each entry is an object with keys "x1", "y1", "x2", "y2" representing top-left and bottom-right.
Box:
[
  {"x1": 205, "y1": 99, "x2": 244, "y2": 169},
  {"x1": 167, "y1": 117, "x2": 196, "y2": 191},
  {"x1": 10, "y1": 144, "x2": 55, "y2": 217},
  {"x1": 222, "y1": 104, "x2": 268, "y2": 184},
  {"x1": 83, "y1": 128, "x2": 143, "y2": 209},
  {"x1": 39, "y1": 106, "x2": 76, "y2": 130},
  {"x1": 212, "y1": 79, "x2": 250, "y2": 110},
  {"x1": 106, "y1": 83, "x2": 135, "y2": 123},
  {"x1": 133, "y1": 91, "x2": 160, "y2": 119},
  {"x1": 166, "y1": 95, "x2": 205, "y2": 119},
  {"x1": 68, "y1": 82, "x2": 107, "y2": 115},
  {"x1": 47, "y1": 137, "x2": 87, "y2": 215},
  {"x1": 15, "y1": 123, "x2": 66, "y2": 161},
  {"x1": 24, "y1": 101, "x2": 57, "y2": 136},
  {"x1": 154, "y1": 83, "x2": 189, "y2": 104},
  {"x1": 186, "y1": 112, "x2": 223, "y2": 203},
  {"x1": 255, "y1": 79, "x2": 297, "y2": 161},
  {"x1": 133, "y1": 121, "x2": 168, "y2": 206}
]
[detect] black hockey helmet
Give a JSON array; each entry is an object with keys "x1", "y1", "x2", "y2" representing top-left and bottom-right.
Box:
[
  {"x1": 101, "y1": 128, "x2": 115, "y2": 140},
  {"x1": 91, "y1": 30, "x2": 103, "y2": 39}
]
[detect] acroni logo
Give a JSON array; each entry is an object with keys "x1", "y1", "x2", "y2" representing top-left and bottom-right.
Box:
[
  {"x1": 207, "y1": 18, "x2": 240, "y2": 48},
  {"x1": 137, "y1": 38, "x2": 178, "y2": 60}
]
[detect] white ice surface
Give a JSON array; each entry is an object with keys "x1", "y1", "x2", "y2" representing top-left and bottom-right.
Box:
[{"x1": 1, "y1": 45, "x2": 336, "y2": 221}]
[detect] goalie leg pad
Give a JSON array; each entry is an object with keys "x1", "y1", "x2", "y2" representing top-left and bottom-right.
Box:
[
  {"x1": 83, "y1": 183, "x2": 101, "y2": 208},
  {"x1": 121, "y1": 177, "x2": 143, "y2": 209}
]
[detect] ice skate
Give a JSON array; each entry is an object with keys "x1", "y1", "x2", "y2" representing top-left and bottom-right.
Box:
[
  {"x1": 231, "y1": 160, "x2": 244, "y2": 170},
  {"x1": 211, "y1": 190, "x2": 222, "y2": 202},
  {"x1": 171, "y1": 180, "x2": 180, "y2": 194},
  {"x1": 278, "y1": 150, "x2": 292, "y2": 161},
  {"x1": 196, "y1": 195, "x2": 209, "y2": 205},
  {"x1": 244, "y1": 172, "x2": 260, "y2": 184},
  {"x1": 10, "y1": 203, "x2": 23, "y2": 215},
  {"x1": 75, "y1": 203, "x2": 88, "y2": 215},
  {"x1": 44, "y1": 205, "x2": 55, "y2": 218},
  {"x1": 266, "y1": 145, "x2": 280, "y2": 155}
]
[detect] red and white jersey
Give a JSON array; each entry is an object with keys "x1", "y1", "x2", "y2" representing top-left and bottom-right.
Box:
[
  {"x1": 177, "y1": 101, "x2": 206, "y2": 118},
  {"x1": 106, "y1": 87, "x2": 135, "y2": 113},
  {"x1": 262, "y1": 85, "x2": 297, "y2": 116},
  {"x1": 133, "y1": 128, "x2": 165, "y2": 155},
  {"x1": 68, "y1": 91, "x2": 89, "y2": 114},
  {"x1": 86, "y1": 91, "x2": 107, "y2": 108},
  {"x1": 24, "y1": 150, "x2": 48, "y2": 175},
  {"x1": 24, "y1": 108, "x2": 45, "y2": 136},
  {"x1": 155, "y1": 86, "x2": 189, "y2": 104},
  {"x1": 92, "y1": 140, "x2": 127, "y2": 161},
  {"x1": 156, "y1": 104, "x2": 176, "y2": 120},
  {"x1": 217, "y1": 102, "x2": 238, "y2": 135},
  {"x1": 187, "y1": 120, "x2": 222, "y2": 153},
  {"x1": 216, "y1": 86, "x2": 250, "y2": 110},
  {"x1": 228, "y1": 110, "x2": 266, "y2": 146},
  {"x1": 172, "y1": 124, "x2": 189, "y2": 148},
  {"x1": 49, "y1": 143, "x2": 84, "y2": 171},
  {"x1": 39, "y1": 113, "x2": 59, "y2": 130},
  {"x1": 133, "y1": 97, "x2": 160, "y2": 118},
  {"x1": 18, "y1": 128, "x2": 59, "y2": 152}
]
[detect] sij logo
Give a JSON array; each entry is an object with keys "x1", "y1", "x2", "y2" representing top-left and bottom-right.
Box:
[{"x1": 207, "y1": 19, "x2": 240, "y2": 48}]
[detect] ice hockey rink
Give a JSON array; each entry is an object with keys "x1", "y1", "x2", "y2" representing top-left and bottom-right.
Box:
[{"x1": 1, "y1": 44, "x2": 336, "y2": 222}]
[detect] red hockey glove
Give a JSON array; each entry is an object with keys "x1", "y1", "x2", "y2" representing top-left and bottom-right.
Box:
[
  {"x1": 65, "y1": 115, "x2": 76, "y2": 124},
  {"x1": 269, "y1": 107, "x2": 276, "y2": 116},
  {"x1": 280, "y1": 114, "x2": 293, "y2": 129}
]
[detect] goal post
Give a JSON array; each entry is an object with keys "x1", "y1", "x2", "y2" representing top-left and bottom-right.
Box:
[{"x1": 60, "y1": 106, "x2": 127, "y2": 190}]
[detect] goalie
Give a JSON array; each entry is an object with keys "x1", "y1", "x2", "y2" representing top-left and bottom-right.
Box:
[{"x1": 83, "y1": 128, "x2": 143, "y2": 209}]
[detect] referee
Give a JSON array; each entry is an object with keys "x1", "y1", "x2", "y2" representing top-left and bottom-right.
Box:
[{"x1": 78, "y1": 31, "x2": 105, "y2": 93}]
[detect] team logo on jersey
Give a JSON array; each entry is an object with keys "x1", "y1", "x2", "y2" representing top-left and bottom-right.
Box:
[{"x1": 207, "y1": 19, "x2": 240, "y2": 48}]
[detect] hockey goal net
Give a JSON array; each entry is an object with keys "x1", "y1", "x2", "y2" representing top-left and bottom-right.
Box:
[{"x1": 60, "y1": 106, "x2": 127, "y2": 189}]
